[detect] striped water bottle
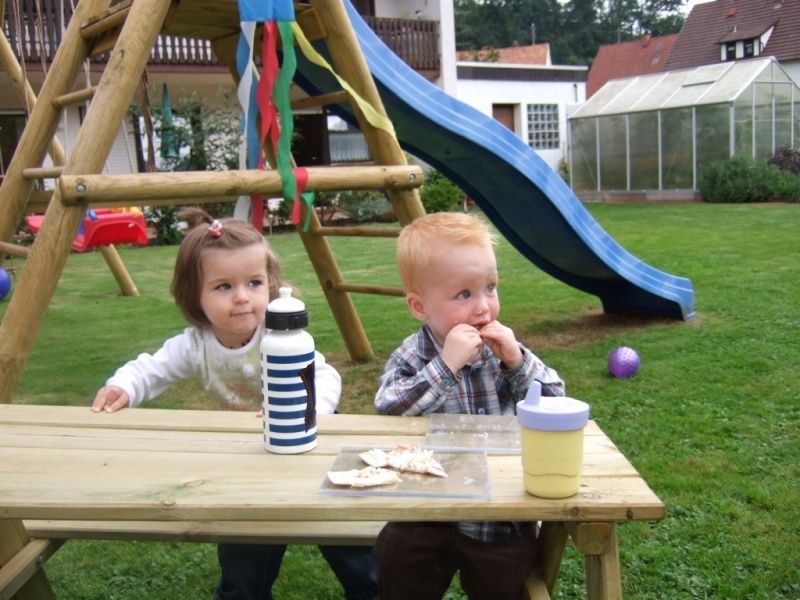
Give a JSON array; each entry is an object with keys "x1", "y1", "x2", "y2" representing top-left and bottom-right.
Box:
[{"x1": 261, "y1": 287, "x2": 317, "y2": 454}]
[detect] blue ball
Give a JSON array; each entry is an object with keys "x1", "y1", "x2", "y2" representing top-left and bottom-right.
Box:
[
  {"x1": 608, "y1": 346, "x2": 640, "y2": 378},
  {"x1": 0, "y1": 267, "x2": 11, "y2": 301}
]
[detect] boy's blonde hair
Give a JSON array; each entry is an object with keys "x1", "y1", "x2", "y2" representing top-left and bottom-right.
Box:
[
  {"x1": 397, "y1": 212, "x2": 496, "y2": 293},
  {"x1": 171, "y1": 208, "x2": 286, "y2": 329}
]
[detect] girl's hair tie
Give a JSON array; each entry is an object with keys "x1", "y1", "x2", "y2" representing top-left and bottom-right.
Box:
[{"x1": 208, "y1": 219, "x2": 223, "y2": 238}]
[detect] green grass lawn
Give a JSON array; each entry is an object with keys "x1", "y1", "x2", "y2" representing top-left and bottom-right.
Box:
[{"x1": 2, "y1": 202, "x2": 799, "y2": 599}]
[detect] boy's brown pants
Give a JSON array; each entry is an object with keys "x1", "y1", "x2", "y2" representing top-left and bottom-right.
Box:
[{"x1": 375, "y1": 521, "x2": 537, "y2": 600}]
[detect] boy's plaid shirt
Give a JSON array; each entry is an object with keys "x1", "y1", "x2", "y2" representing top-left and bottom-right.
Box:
[{"x1": 375, "y1": 325, "x2": 565, "y2": 542}]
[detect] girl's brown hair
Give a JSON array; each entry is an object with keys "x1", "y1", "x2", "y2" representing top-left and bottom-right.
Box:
[{"x1": 170, "y1": 208, "x2": 286, "y2": 328}]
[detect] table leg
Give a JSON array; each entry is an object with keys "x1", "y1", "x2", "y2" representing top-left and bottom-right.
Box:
[
  {"x1": 0, "y1": 518, "x2": 56, "y2": 600},
  {"x1": 534, "y1": 521, "x2": 569, "y2": 592},
  {"x1": 567, "y1": 522, "x2": 622, "y2": 600}
]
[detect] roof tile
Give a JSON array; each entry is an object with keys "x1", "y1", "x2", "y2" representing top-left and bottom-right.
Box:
[
  {"x1": 586, "y1": 34, "x2": 678, "y2": 97},
  {"x1": 664, "y1": 0, "x2": 800, "y2": 70}
]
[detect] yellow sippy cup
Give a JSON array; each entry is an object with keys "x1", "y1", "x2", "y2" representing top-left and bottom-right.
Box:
[{"x1": 516, "y1": 381, "x2": 590, "y2": 498}]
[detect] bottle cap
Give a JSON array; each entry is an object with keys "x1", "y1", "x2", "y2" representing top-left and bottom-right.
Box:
[
  {"x1": 517, "y1": 384, "x2": 590, "y2": 432},
  {"x1": 266, "y1": 287, "x2": 308, "y2": 330}
]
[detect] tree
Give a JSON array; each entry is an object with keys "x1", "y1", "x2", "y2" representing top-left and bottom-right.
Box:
[{"x1": 454, "y1": 0, "x2": 686, "y2": 66}]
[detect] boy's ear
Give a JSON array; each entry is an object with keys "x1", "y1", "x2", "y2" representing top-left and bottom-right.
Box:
[{"x1": 405, "y1": 292, "x2": 427, "y2": 321}]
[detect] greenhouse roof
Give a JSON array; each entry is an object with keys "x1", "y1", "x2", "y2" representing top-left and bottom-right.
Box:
[{"x1": 570, "y1": 57, "x2": 795, "y2": 119}]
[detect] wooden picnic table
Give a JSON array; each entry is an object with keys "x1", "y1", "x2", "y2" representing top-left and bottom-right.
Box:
[{"x1": 0, "y1": 404, "x2": 664, "y2": 599}]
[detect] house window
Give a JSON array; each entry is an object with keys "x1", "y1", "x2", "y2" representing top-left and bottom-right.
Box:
[
  {"x1": 527, "y1": 104, "x2": 560, "y2": 150},
  {"x1": 743, "y1": 39, "x2": 755, "y2": 57},
  {"x1": 724, "y1": 42, "x2": 737, "y2": 61}
]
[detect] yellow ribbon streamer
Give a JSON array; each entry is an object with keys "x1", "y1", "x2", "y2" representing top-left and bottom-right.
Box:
[{"x1": 291, "y1": 22, "x2": 397, "y2": 140}]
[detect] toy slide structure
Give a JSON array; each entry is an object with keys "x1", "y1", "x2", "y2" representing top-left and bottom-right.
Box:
[
  {"x1": 295, "y1": 2, "x2": 695, "y2": 320},
  {"x1": 26, "y1": 209, "x2": 147, "y2": 253}
]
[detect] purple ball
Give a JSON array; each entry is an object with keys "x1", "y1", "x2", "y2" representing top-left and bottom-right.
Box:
[
  {"x1": 0, "y1": 267, "x2": 11, "y2": 301},
  {"x1": 608, "y1": 346, "x2": 640, "y2": 378}
]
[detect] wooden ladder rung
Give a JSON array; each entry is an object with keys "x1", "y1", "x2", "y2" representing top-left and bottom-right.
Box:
[
  {"x1": 58, "y1": 165, "x2": 424, "y2": 205},
  {"x1": 313, "y1": 225, "x2": 400, "y2": 238},
  {"x1": 22, "y1": 167, "x2": 63, "y2": 180},
  {"x1": 52, "y1": 86, "x2": 98, "y2": 108},
  {"x1": 291, "y1": 90, "x2": 349, "y2": 111},
  {"x1": 0, "y1": 241, "x2": 31, "y2": 258},
  {"x1": 80, "y1": 0, "x2": 133, "y2": 40},
  {"x1": 329, "y1": 282, "x2": 405, "y2": 297}
]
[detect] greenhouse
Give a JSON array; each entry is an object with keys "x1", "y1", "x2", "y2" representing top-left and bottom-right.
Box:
[{"x1": 568, "y1": 57, "x2": 800, "y2": 194}]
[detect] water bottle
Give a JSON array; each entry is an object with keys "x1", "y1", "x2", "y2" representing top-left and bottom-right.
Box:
[{"x1": 261, "y1": 287, "x2": 317, "y2": 454}]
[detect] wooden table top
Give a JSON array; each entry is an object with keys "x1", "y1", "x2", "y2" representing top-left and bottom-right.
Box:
[{"x1": 0, "y1": 404, "x2": 664, "y2": 524}]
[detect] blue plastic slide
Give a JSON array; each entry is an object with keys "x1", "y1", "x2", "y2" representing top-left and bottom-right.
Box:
[{"x1": 293, "y1": 3, "x2": 695, "y2": 320}]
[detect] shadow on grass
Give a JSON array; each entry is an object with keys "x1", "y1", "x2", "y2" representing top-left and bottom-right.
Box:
[{"x1": 521, "y1": 309, "x2": 699, "y2": 350}]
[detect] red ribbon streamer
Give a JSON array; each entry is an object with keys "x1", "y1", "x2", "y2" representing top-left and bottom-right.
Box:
[
  {"x1": 256, "y1": 21, "x2": 280, "y2": 168},
  {"x1": 292, "y1": 167, "x2": 309, "y2": 225}
]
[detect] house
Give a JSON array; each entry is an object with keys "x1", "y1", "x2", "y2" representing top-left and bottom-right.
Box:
[
  {"x1": 587, "y1": 34, "x2": 678, "y2": 97},
  {"x1": 455, "y1": 43, "x2": 587, "y2": 170},
  {"x1": 664, "y1": 0, "x2": 800, "y2": 83},
  {"x1": 0, "y1": 1, "x2": 454, "y2": 181}
]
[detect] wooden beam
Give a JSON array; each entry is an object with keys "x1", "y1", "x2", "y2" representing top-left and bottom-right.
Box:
[
  {"x1": 0, "y1": 520, "x2": 56, "y2": 600},
  {"x1": 312, "y1": 225, "x2": 400, "y2": 238},
  {"x1": 0, "y1": 537, "x2": 61, "y2": 599},
  {"x1": 0, "y1": 241, "x2": 31, "y2": 258},
  {"x1": 80, "y1": 0, "x2": 132, "y2": 39},
  {"x1": 22, "y1": 167, "x2": 63, "y2": 180},
  {"x1": 329, "y1": 282, "x2": 405, "y2": 297},
  {"x1": 291, "y1": 90, "x2": 349, "y2": 111},
  {"x1": 52, "y1": 85, "x2": 98, "y2": 108},
  {"x1": 58, "y1": 165, "x2": 423, "y2": 204}
]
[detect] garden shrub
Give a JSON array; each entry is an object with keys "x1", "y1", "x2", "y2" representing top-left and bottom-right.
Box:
[
  {"x1": 146, "y1": 206, "x2": 182, "y2": 245},
  {"x1": 773, "y1": 170, "x2": 800, "y2": 202},
  {"x1": 768, "y1": 145, "x2": 800, "y2": 174},
  {"x1": 336, "y1": 190, "x2": 393, "y2": 223},
  {"x1": 698, "y1": 156, "x2": 781, "y2": 203},
  {"x1": 419, "y1": 169, "x2": 462, "y2": 213}
]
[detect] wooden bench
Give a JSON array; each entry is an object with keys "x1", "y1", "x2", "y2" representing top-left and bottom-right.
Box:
[{"x1": 7, "y1": 520, "x2": 554, "y2": 600}]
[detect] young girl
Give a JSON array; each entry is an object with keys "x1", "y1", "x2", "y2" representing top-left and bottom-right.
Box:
[{"x1": 92, "y1": 208, "x2": 377, "y2": 600}]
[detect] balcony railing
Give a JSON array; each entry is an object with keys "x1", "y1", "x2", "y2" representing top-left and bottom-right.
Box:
[
  {"x1": 363, "y1": 16, "x2": 439, "y2": 73},
  {"x1": 2, "y1": 2, "x2": 439, "y2": 74}
]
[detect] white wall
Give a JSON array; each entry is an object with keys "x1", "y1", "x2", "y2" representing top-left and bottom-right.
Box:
[
  {"x1": 40, "y1": 107, "x2": 139, "y2": 178},
  {"x1": 456, "y1": 70, "x2": 587, "y2": 170},
  {"x1": 783, "y1": 60, "x2": 800, "y2": 86}
]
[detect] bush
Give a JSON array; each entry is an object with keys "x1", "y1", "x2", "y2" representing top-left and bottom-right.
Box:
[
  {"x1": 336, "y1": 190, "x2": 393, "y2": 224},
  {"x1": 773, "y1": 170, "x2": 800, "y2": 202},
  {"x1": 145, "y1": 206, "x2": 182, "y2": 245},
  {"x1": 768, "y1": 145, "x2": 800, "y2": 174},
  {"x1": 698, "y1": 157, "x2": 781, "y2": 203},
  {"x1": 419, "y1": 169, "x2": 462, "y2": 213}
]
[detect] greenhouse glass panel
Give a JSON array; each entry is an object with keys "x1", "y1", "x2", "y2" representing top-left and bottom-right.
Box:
[
  {"x1": 696, "y1": 104, "x2": 730, "y2": 181},
  {"x1": 756, "y1": 62, "x2": 773, "y2": 81},
  {"x1": 795, "y1": 93, "x2": 800, "y2": 148},
  {"x1": 662, "y1": 82, "x2": 713, "y2": 109},
  {"x1": 661, "y1": 108, "x2": 693, "y2": 188},
  {"x1": 599, "y1": 115, "x2": 627, "y2": 189},
  {"x1": 570, "y1": 118, "x2": 598, "y2": 191},
  {"x1": 774, "y1": 82, "x2": 792, "y2": 149},
  {"x1": 629, "y1": 112, "x2": 659, "y2": 189},
  {"x1": 754, "y1": 82, "x2": 773, "y2": 160},
  {"x1": 734, "y1": 87, "x2": 753, "y2": 158}
]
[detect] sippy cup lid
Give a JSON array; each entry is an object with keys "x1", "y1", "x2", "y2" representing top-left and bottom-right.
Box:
[
  {"x1": 266, "y1": 287, "x2": 308, "y2": 330},
  {"x1": 517, "y1": 381, "x2": 590, "y2": 432}
]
